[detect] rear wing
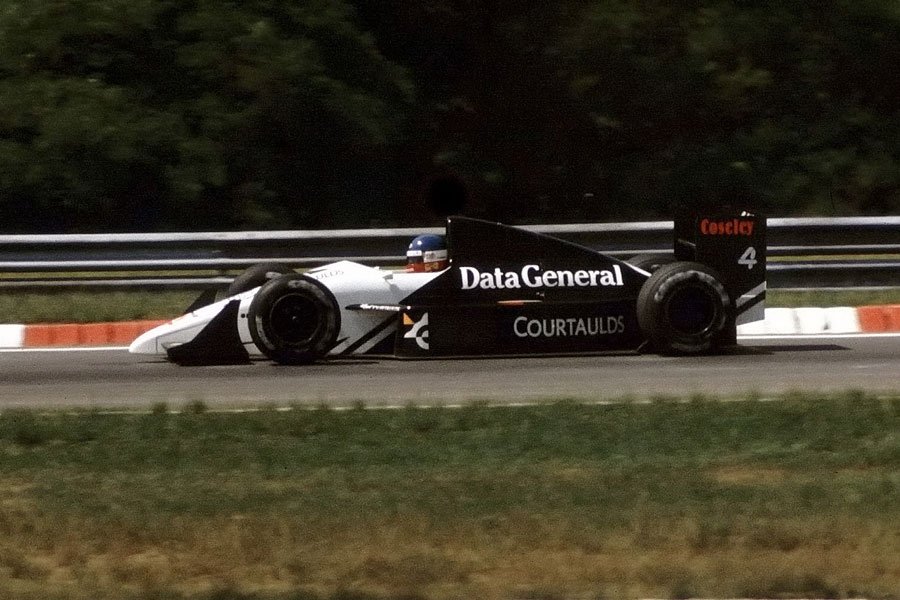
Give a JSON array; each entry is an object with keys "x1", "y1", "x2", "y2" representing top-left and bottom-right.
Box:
[{"x1": 674, "y1": 210, "x2": 766, "y2": 325}]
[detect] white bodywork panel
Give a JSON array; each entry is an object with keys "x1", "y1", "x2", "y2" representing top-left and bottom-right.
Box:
[{"x1": 129, "y1": 261, "x2": 442, "y2": 358}]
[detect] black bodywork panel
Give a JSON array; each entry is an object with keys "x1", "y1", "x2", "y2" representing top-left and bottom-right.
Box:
[{"x1": 395, "y1": 217, "x2": 649, "y2": 357}]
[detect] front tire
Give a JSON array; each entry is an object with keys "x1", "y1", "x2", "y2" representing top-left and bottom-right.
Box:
[
  {"x1": 637, "y1": 261, "x2": 730, "y2": 355},
  {"x1": 224, "y1": 262, "x2": 294, "y2": 298},
  {"x1": 248, "y1": 274, "x2": 340, "y2": 365}
]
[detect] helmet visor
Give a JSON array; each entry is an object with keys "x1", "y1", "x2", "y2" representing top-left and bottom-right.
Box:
[{"x1": 407, "y1": 248, "x2": 448, "y2": 272}]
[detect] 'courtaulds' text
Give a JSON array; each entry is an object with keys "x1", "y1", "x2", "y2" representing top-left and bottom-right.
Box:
[
  {"x1": 459, "y1": 264, "x2": 624, "y2": 290},
  {"x1": 514, "y1": 315, "x2": 626, "y2": 338}
]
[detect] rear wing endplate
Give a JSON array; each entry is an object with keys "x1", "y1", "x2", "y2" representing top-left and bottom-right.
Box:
[{"x1": 674, "y1": 210, "x2": 767, "y2": 325}]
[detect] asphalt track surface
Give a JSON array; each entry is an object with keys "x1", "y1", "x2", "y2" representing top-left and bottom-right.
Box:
[{"x1": 0, "y1": 333, "x2": 898, "y2": 409}]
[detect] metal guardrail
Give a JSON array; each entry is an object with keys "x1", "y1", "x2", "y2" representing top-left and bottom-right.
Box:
[{"x1": 1, "y1": 217, "x2": 898, "y2": 290}]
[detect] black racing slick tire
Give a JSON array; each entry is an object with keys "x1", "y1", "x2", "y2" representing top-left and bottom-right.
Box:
[
  {"x1": 225, "y1": 262, "x2": 294, "y2": 297},
  {"x1": 626, "y1": 253, "x2": 676, "y2": 274},
  {"x1": 636, "y1": 261, "x2": 730, "y2": 355},
  {"x1": 247, "y1": 274, "x2": 340, "y2": 365}
]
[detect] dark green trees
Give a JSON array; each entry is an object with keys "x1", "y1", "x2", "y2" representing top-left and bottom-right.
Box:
[
  {"x1": 0, "y1": 1, "x2": 897, "y2": 231},
  {"x1": 0, "y1": 0, "x2": 412, "y2": 231}
]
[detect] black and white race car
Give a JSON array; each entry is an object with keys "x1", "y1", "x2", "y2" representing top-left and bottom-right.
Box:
[{"x1": 129, "y1": 210, "x2": 766, "y2": 365}]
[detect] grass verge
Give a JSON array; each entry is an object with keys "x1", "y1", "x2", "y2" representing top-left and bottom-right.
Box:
[
  {"x1": 0, "y1": 391, "x2": 898, "y2": 599},
  {"x1": 0, "y1": 290, "x2": 198, "y2": 323}
]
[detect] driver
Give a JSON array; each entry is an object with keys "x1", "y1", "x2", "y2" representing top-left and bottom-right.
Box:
[{"x1": 406, "y1": 234, "x2": 449, "y2": 272}]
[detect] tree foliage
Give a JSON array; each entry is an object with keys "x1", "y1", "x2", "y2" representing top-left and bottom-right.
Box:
[
  {"x1": 0, "y1": 0, "x2": 897, "y2": 231},
  {"x1": 0, "y1": 0, "x2": 412, "y2": 231}
]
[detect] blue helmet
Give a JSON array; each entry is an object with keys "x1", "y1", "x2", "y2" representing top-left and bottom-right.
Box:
[{"x1": 406, "y1": 234, "x2": 448, "y2": 272}]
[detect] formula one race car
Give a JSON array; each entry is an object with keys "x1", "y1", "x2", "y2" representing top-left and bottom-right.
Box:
[{"x1": 129, "y1": 210, "x2": 766, "y2": 365}]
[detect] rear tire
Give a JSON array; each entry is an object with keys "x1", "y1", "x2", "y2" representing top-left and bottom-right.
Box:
[
  {"x1": 637, "y1": 261, "x2": 730, "y2": 355},
  {"x1": 626, "y1": 253, "x2": 676, "y2": 273},
  {"x1": 248, "y1": 274, "x2": 340, "y2": 365}
]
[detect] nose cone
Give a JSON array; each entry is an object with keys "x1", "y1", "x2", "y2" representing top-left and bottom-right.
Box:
[
  {"x1": 127, "y1": 299, "x2": 236, "y2": 358},
  {"x1": 129, "y1": 327, "x2": 162, "y2": 355}
]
